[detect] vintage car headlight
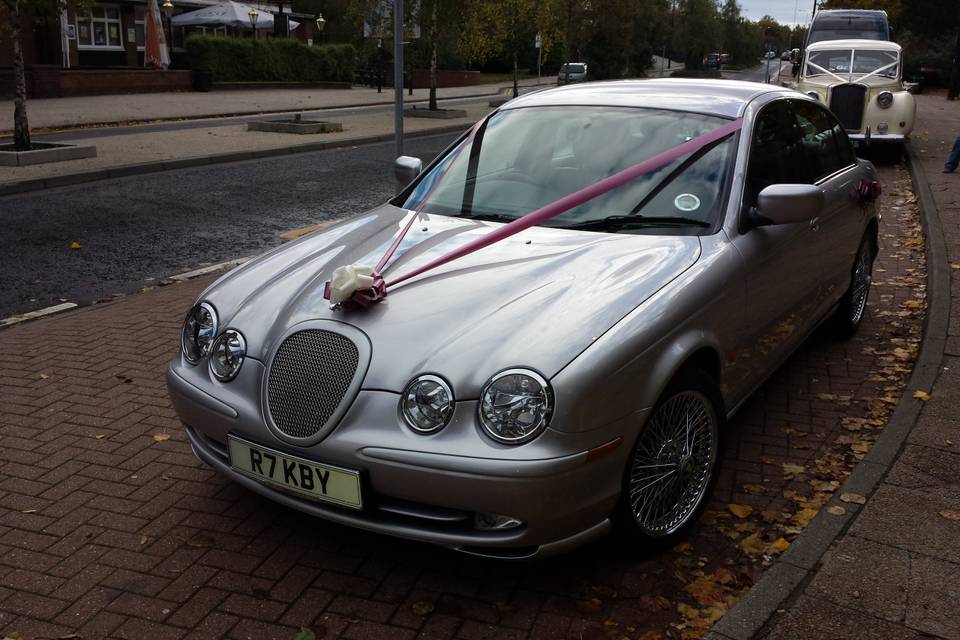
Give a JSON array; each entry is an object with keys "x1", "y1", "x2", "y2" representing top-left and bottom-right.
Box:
[
  {"x1": 400, "y1": 375, "x2": 455, "y2": 433},
  {"x1": 806, "y1": 91, "x2": 821, "y2": 101},
  {"x1": 877, "y1": 91, "x2": 894, "y2": 109},
  {"x1": 208, "y1": 330, "x2": 246, "y2": 382},
  {"x1": 479, "y1": 369, "x2": 553, "y2": 444},
  {"x1": 181, "y1": 302, "x2": 218, "y2": 364}
]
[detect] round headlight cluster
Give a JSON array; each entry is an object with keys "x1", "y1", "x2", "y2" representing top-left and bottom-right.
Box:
[
  {"x1": 479, "y1": 369, "x2": 553, "y2": 444},
  {"x1": 877, "y1": 91, "x2": 894, "y2": 109},
  {"x1": 209, "y1": 330, "x2": 246, "y2": 382},
  {"x1": 400, "y1": 375, "x2": 455, "y2": 433},
  {"x1": 181, "y1": 302, "x2": 218, "y2": 363}
]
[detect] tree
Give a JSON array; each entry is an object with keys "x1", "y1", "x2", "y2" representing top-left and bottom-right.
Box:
[
  {"x1": 418, "y1": 0, "x2": 462, "y2": 110},
  {"x1": 1, "y1": 0, "x2": 86, "y2": 150},
  {"x1": 674, "y1": 0, "x2": 720, "y2": 68}
]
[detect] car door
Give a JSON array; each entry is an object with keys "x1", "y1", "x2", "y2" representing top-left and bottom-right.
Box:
[
  {"x1": 729, "y1": 99, "x2": 825, "y2": 385},
  {"x1": 791, "y1": 99, "x2": 866, "y2": 312}
]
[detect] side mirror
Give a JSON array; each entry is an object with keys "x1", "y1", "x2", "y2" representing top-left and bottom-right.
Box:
[
  {"x1": 755, "y1": 184, "x2": 824, "y2": 226},
  {"x1": 394, "y1": 156, "x2": 423, "y2": 188}
]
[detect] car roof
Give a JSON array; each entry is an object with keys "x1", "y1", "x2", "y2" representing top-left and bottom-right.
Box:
[
  {"x1": 806, "y1": 38, "x2": 902, "y2": 52},
  {"x1": 503, "y1": 79, "x2": 786, "y2": 119},
  {"x1": 814, "y1": 9, "x2": 888, "y2": 17}
]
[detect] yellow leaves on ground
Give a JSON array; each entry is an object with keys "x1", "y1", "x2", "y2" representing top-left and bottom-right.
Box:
[
  {"x1": 411, "y1": 601, "x2": 435, "y2": 616},
  {"x1": 685, "y1": 575, "x2": 725, "y2": 606},
  {"x1": 673, "y1": 542, "x2": 694, "y2": 554},
  {"x1": 840, "y1": 492, "x2": 867, "y2": 504},
  {"x1": 782, "y1": 463, "x2": 805, "y2": 478},
  {"x1": 70, "y1": 241, "x2": 81, "y2": 250},
  {"x1": 791, "y1": 508, "x2": 819, "y2": 528},
  {"x1": 738, "y1": 533, "x2": 789, "y2": 558},
  {"x1": 938, "y1": 511, "x2": 960, "y2": 521},
  {"x1": 152, "y1": 432, "x2": 171, "y2": 442},
  {"x1": 827, "y1": 505, "x2": 847, "y2": 516},
  {"x1": 728, "y1": 504, "x2": 753, "y2": 519},
  {"x1": 913, "y1": 390, "x2": 931, "y2": 401}
]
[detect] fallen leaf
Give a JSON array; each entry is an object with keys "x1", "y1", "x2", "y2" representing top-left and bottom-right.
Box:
[
  {"x1": 153, "y1": 433, "x2": 171, "y2": 442},
  {"x1": 791, "y1": 508, "x2": 819, "y2": 527},
  {"x1": 782, "y1": 463, "x2": 805, "y2": 478},
  {"x1": 291, "y1": 628, "x2": 316, "y2": 640},
  {"x1": 70, "y1": 241, "x2": 81, "y2": 250},
  {"x1": 827, "y1": 505, "x2": 847, "y2": 516},
  {"x1": 951, "y1": 263, "x2": 960, "y2": 270},
  {"x1": 139, "y1": 535, "x2": 148, "y2": 545},
  {"x1": 637, "y1": 632, "x2": 662, "y2": 640},
  {"x1": 685, "y1": 575, "x2": 725, "y2": 606},
  {"x1": 768, "y1": 537, "x2": 790, "y2": 554},
  {"x1": 737, "y1": 533, "x2": 768, "y2": 558},
  {"x1": 840, "y1": 493, "x2": 867, "y2": 505},
  {"x1": 913, "y1": 390, "x2": 931, "y2": 401},
  {"x1": 575, "y1": 598, "x2": 602, "y2": 613},
  {"x1": 673, "y1": 541, "x2": 693, "y2": 554},
  {"x1": 185, "y1": 533, "x2": 215, "y2": 549},
  {"x1": 938, "y1": 511, "x2": 960, "y2": 521},
  {"x1": 95, "y1": 434, "x2": 105, "y2": 440},
  {"x1": 38, "y1": 373, "x2": 49, "y2": 379},
  {"x1": 743, "y1": 484, "x2": 766, "y2": 495},
  {"x1": 411, "y1": 601, "x2": 434, "y2": 616},
  {"x1": 728, "y1": 504, "x2": 753, "y2": 519},
  {"x1": 21, "y1": 509, "x2": 36, "y2": 514},
  {"x1": 713, "y1": 568, "x2": 737, "y2": 585}
]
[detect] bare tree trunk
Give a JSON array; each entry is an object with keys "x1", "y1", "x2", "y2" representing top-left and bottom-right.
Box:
[
  {"x1": 512, "y1": 50, "x2": 518, "y2": 98},
  {"x1": 12, "y1": 0, "x2": 31, "y2": 151},
  {"x1": 428, "y1": 0, "x2": 438, "y2": 110}
]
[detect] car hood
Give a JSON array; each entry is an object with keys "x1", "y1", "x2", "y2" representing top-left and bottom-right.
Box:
[{"x1": 204, "y1": 204, "x2": 701, "y2": 395}]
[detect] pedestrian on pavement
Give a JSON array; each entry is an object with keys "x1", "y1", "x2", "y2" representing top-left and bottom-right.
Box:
[{"x1": 945, "y1": 132, "x2": 960, "y2": 173}]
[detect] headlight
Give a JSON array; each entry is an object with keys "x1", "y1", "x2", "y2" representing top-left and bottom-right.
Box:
[
  {"x1": 806, "y1": 91, "x2": 820, "y2": 101},
  {"x1": 479, "y1": 369, "x2": 553, "y2": 444},
  {"x1": 877, "y1": 91, "x2": 893, "y2": 109},
  {"x1": 400, "y1": 374, "x2": 454, "y2": 433},
  {"x1": 181, "y1": 302, "x2": 218, "y2": 363},
  {"x1": 208, "y1": 329, "x2": 246, "y2": 382}
]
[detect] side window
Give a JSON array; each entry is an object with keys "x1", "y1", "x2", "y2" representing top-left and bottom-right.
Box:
[
  {"x1": 792, "y1": 100, "x2": 856, "y2": 182},
  {"x1": 744, "y1": 100, "x2": 804, "y2": 207}
]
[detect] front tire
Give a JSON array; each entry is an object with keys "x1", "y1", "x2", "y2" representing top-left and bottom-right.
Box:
[{"x1": 612, "y1": 368, "x2": 722, "y2": 546}]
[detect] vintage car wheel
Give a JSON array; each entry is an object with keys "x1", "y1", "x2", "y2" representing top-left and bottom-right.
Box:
[
  {"x1": 613, "y1": 368, "x2": 722, "y2": 546},
  {"x1": 831, "y1": 233, "x2": 876, "y2": 336}
]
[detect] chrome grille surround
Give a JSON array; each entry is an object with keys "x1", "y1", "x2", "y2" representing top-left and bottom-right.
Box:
[
  {"x1": 266, "y1": 326, "x2": 366, "y2": 442},
  {"x1": 829, "y1": 83, "x2": 867, "y2": 132}
]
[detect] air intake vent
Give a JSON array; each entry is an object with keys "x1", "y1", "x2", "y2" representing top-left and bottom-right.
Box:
[{"x1": 267, "y1": 330, "x2": 360, "y2": 439}]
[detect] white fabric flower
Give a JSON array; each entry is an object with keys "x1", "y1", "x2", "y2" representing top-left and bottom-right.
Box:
[{"x1": 329, "y1": 264, "x2": 375, "y2": 304}]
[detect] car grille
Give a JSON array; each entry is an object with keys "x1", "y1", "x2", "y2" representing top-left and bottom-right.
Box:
[
  {"x1": 829, "y1": 84, "x2": 866, "y2": 131},
  {"x1": 267, "y1": 330, "x2": 360, "y2": 439}
]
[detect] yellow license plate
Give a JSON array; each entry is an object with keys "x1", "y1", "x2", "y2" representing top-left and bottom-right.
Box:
[{"x1": 228, "y1": 435, "x2": 362, "y2": 510}]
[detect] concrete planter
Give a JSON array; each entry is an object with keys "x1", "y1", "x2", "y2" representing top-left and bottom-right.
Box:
[
  {"x1": 0, "y1": 142, "x2": 97, "y2": 167},
  {"x1": 404, "y1": 107, "x2": 468, "y2": 119},
  {"x1": 247, "y1": 117, "x2": 343, "y2": 134}
]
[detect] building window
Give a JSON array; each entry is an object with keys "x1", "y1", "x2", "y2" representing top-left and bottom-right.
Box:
[
  {"x1": 134, "y1": 5, "x2": 145, "y2": 49},
  {"x1": 77, "y1": 5, "x2": 123, "y2": 49}
]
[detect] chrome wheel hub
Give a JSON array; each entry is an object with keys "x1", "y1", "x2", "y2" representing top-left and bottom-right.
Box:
[{"x1": 628, "y1": 390, "x2": 718, "y2": 537}]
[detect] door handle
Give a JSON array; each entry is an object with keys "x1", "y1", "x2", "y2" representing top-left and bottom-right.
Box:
[{"x1": 809, "y1": 216, "x2": 821, "y2": 231}]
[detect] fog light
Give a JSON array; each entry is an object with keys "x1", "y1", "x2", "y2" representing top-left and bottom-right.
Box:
[
  {"x1": 877, "y1": 122, "x2": 889, "y2": 133},
  {"x1": 475, "y1": 513, "x2": 523, "y2": 530}
]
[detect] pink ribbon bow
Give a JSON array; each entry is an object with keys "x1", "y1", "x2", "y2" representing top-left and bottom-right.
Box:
[{"x1": 324, "y1": 116, "x2": 743, "y2": 307}]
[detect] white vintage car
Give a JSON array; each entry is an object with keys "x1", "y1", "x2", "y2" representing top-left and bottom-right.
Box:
[{"x1": 796, "y1": 39, "x2": 915, "y2": 144}]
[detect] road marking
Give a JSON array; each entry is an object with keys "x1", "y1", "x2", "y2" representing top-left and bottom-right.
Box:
[
  {"x1": 168, "y1": 257, "x2": 252, "y2": 282},
  {"x1": 0, "y1": 302, "x2": 78, "y2": 328},
  {"x1": 278, "y1": 219, "x2": 341, "y2": 241}
]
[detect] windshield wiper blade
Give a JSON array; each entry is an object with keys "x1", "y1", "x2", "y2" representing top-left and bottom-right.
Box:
[
  {"x1": 459, "y1": 212, "x2": 516, "y2": 223},
  {"x1": 561, "y1": 215, "x2": 710, "y2": 231}
]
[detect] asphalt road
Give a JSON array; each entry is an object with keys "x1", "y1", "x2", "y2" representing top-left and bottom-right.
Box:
[
  {"x1": 0, "y1": 132, "x2": 460, "y2": 318},
  {"x1": 725, "y1": 62, "x2": 786, "y2": 84}
]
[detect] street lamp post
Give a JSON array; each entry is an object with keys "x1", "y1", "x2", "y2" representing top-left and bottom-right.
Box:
[
  {"x1": 161, "y1": 0, "x2": 174, "y2": 53},
  {"x1": 248, "y1": 8, "x2": 259, "y2": 40},
  {"x1": 315, "y1": 13, "x2": 325, "y2": 43}
]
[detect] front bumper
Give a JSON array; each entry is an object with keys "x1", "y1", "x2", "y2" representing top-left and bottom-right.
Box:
[
  {"x1": 168, "y1": 365, "x2": 634, "y2": 559},
  {"x1": 849, "y1": 132, "x2": 907, "y2": 142}
]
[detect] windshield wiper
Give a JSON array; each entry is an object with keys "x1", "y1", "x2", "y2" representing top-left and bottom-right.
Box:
[
  {"x1": 560, "y1": 215, "x2": 710, "y2": 231},
  {"x1": 458, "y1": 212, "x2": 517, "y2": 223}
]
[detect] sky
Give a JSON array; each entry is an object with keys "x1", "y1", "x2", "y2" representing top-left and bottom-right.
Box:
[{"x1": 740, "y1": 0, "x2": 817, "y2": 26}]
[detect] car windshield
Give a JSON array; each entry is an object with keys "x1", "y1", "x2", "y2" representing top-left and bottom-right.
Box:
[
  {"x1": 805, "y1": 49, "x2": 899, "y2": 78},
  {"x1": 560, "y1": 64, "x2": 586, "y2": 73},
  {"x1": 808, "y1": 15, "x2": 887, "y2": 43},
  {"x1": 400, "y1": 106, "x2": 735, "y2": 231}
]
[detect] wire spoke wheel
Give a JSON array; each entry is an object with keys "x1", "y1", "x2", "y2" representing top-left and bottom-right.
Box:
[
  {"x1": 849, "y1": 241, "x2": 873, "y2": 326},
  {"x1": 628, "y1": 390, "x2": 718, "y2": 537}
]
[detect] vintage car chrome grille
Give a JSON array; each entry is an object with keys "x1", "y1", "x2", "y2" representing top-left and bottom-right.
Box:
[
  {"x1": 830, "y1": 84, "x2": 866, "y2": 131},
  {"x1": 267, "y1": 330, "x2": 359, "y2": 439}
]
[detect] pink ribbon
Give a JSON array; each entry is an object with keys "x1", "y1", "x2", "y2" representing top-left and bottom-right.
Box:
[{"x1": 325, "y1": 117, "x2": 743, "y2": 307}]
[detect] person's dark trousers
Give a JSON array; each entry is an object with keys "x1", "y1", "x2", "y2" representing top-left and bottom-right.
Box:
[{"x1": 946, "y1": 134, "x2": 960, "y2": 173}]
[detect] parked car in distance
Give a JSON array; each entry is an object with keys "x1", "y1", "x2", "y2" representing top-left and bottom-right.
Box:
[
  {"x1": 806, "y1": 9, "x2": 890, "y2": 45},
  {"x1": 764, "y1": 51, "x2": 777, "y2": 59},
  {"x1": 704, "y1": 53, "x2": 722, "y2": 68},
  {"x1": 796, "y1": 39, "x2": 915, "y2": 144},
  {"x1": 557, "y1": 62, "x2": 587, "y2": 84},
  {"x1": 781, "y1": 51, "x2": 792, "y2": 61},
  {"x1": 168, "y1": 79, "x2": 880, "y2": 560}
]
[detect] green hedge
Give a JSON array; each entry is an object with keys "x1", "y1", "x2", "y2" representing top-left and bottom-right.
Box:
[{"x1": 185, "y1": 36, "x2": 356, "y2": 83}]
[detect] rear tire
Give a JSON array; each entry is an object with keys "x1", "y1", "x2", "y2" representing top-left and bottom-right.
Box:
[
  {"x1": 611, "y1": 368, "x2": 723, "y2": 549},
  {"x1": 830, "y1": 232, "x2": 875, "y2": 337}
]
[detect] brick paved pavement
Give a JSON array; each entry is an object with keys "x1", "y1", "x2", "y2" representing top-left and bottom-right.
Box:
[{"x1": 0, "y1": 162, "x2": 923, "y2": 640}]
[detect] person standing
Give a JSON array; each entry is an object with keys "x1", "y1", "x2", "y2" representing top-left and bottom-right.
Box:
[{"x1": 945, "y1": 133, "x2": 960, "y2": 173}]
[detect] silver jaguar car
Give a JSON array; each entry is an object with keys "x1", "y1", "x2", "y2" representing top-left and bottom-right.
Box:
[{"x1": 167, "y1": 79, "x2": 880, "y2": 559}]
